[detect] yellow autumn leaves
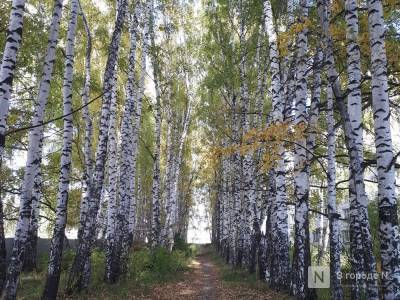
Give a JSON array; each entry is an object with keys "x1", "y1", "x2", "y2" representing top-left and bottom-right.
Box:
[
  {"x1": 278, "y1": 18, "x2": 311, "y2": 57},
  {"x1": 209, "y1": 122, "x2": 306, "y2": 171}
]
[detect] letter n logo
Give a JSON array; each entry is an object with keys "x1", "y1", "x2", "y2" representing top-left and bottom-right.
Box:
[{"x1": 308, "y1": 266, "x2": 330, "y2": 288}]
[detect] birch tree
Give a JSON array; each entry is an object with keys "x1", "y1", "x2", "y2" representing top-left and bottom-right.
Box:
[
  {"x1": 237, "y1": 3, "x2": 258, "y2": 271},
  {"x1": 22, "y1": 152, "x2": 42, "y2": 272},
  {"x1": 0, "y1": 0, "x2": 26, "y2": 159},
  {"x1": 104, "y1": 80, "x2": 119, "y2": 283},
  {"x1": 4, "y1": 1, "x2": 64, "y2": 297},
  {"x1": 290, "y1": 1, "x2": 312, "y2": 297},
  {"x1": 326, "y1": 86, "x2": 344, "y2": 299},
  {"x1": 66, "y1": 0, "x2": 128, "y2": 291},
  {"x1": 77, "y1": 0, "x2": 93, "y2": 244},
  {"x1": 103, "y1": 2, "x2": 140, "y2": 281},
  {"x1": 344, "y1": 0, "x2": 367, "y2": 295},
  {"x1": 42, "y1": 0, "x2": 80, "y2": 296},
  {"x1": 367, "y1": 0, "x2": 400, "y2": 297},
  {"x1": 150, "y1": 0, "x2": 162, "y2": 248},
  {"x1": 317, "y1": 0, "x2": 379, "y2": 297},
  {"x1": 263, "y1": 0, "x2": 289, "y2": 289},
  {"x1": 165, "y1": 87, "x2": 192, "y2": 251}
]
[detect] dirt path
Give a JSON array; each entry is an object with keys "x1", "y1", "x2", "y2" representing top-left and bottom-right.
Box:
[
  {"x1": 149, "y1": 252, "x2": 218, "y2": 299},
  {"x1": 148, "y1": 249, "x2": 289, "y2": 300}
]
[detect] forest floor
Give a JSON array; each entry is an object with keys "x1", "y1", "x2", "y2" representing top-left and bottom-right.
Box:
[
  {"x1": 17, "y1": 244, "x2": 293, "y2": 299},
  {"x1": 143, "y1": 245, "x2": 292, "y2": 300}
]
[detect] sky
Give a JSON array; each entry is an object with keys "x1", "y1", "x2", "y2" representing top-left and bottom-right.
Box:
[{"x1": 187, "y1": 186, "x2": 212, "y2": 244}]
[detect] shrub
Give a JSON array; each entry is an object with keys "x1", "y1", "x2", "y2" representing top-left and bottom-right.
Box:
[{"x1": 128, "y1": 246, "x2": 189, "y2": 284}]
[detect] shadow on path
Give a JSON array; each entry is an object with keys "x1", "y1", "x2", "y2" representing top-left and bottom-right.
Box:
[{"x1": 148, "y1": 245, "x2": 290, "y2": 300}]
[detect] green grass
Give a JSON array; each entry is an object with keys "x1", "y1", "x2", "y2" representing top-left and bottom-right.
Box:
[
  {"x1": 206, "y1": 245, "x2": 275, "y2": 292},
  {"x1": 17, "y1": 242, "x2": 195, "y2": 299}
]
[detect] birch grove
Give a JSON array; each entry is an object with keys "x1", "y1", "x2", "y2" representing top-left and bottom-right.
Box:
[
  {"x1": 42, "y1": 0, "x2": 79, "y2": 297},
  {"x1": 0, "y1": 0, "x2": 400, "y2": 298},
  {"x1": 4, "y1": 0, "x2": 64, "y2": 297}
]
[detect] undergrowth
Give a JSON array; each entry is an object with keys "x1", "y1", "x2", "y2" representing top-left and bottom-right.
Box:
[
  {"x1": 17, "y1": 239, "x2": 195, "y2": 299},
  {"x1": 207, "y1": 245, "x2": 295, "y2": 299}
]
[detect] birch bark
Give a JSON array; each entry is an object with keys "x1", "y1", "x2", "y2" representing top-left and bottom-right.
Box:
[
  {"x1": 317, "y1": 1, "x2": 378, "y2": 297},
  {"x1": 326, "y1": 86, "x2": 344, "y2": 300},
  {"x1": 291, "y1": 1, "x2": 312, "y2": 297},
  {"x1": 0, "y1": 0, "x2": 26, "y2": 158},
  {"x1": 4, "y1": 1, "x2": 64, "y2": 297},
  {"x1": 367, "y1": 0, "x2": 400, "y2": 297},
  {"x1": 263, "y1": 0, "x2": 289, "y2": 289},
  {"x1": 42, "y1": 1, "x2": 79, "y2": 296},
  {"x1": 66, "y1": 0, "x2": 128, "y2": 291},
  {"x1": 150, "y1": 0, "x2": 162, "y2": 247},
  {"x1": 104, "y1": 79, "x2": 119, "y2": 283}
]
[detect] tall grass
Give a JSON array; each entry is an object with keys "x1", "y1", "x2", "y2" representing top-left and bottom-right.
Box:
[{"x1": 17, "y1": 241, "x2": 195, "y2": 299}]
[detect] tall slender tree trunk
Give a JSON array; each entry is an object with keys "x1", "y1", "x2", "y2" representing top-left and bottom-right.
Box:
[
  {"x1": 103, "y1": 4, "x2": 141, "y2": 283},
  {"x1": 230, "y1": 95, "x2": 242, "y2": 266},
  {"x1": 112, "y1": 1, "x2": 150, "y2": 278},
  {"x1": 253, "y1": 13, "x2": 268, "y2": 276},
  {"x1": 66, "y1": 0, "x2": 128, "y2": 292},
  {"x1": 4, "y1": 1, "x2": 64, "y2": 298},
  {"x1": 150, "y1": 0, "x2": 162, "y2": 248},
  {"x1": 0, "y1": 1, "x2": 27, "y2": 286},
  {"x1": 326, "y1": 86, "x2": 344, "y2": 300},
  {"x1": 367, "y1": 0, "x2": 400, "y2": 297},
  {"x1": 125, "y1": 0, "x2": 150, "y2": 249},
  {"x1": 22, "y1": 156, "x2": 42, "y2": 272},
  {"x1": 166, "y1": 96, "x2": 191, "y2": 251},
  {"x1": 0, "y1": 0, "x2": 26, "y2": 159},
  {"x1": 0, "y1": 180, "x2": 6, "y2": 293},
  {"x1": 104, "y1": 79, "x2": 119, "y2": 283},
  {"x1": 265, "y1": 168, "x2": 275, "y2": 284},
  {"x1": 237, "y1": 5, "x2": 257, "y2": 271},
  {"x1": 344, "y1": 1, "x2": 366, "y2": 297},
  {"x1": 221, "y1": 151, "x2": 231, "y2": 261},
  {"x1": 317, "y1": 1, "x2": 379, "y2": 298},
  {"x1": 75, "y1": 4, "x2": 93, "y2": 281},
  {"x1": 263, "y1": 0, "x2": 289, "y2": 290},
  {"x1": 77, "y1": 1, "x2": 93, "y2": 243},
  {"x1": 42, "y1": 0, "x2": 79, "y2": 297},
  {"x1": 290, "y1": 1, "x2": 313, "y2": 298},
  {"x1": 111, "y1": 3, "x2": 141, "y2": 273},
  {"x1": 163, "y1": 100, "x2": 174, "y2": 247},
  {"x1": 282, "y1": 0, "x2": 295, "y2": 122}
]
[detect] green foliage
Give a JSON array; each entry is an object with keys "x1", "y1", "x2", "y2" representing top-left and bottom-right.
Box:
[
  {"x1": 129, "y1": 247, "x2": 188, "y2": 284},
  {"x1": 173, "y1": 235, "x2": 198, "y2": 257},
  {"x1": 207, "y1": 245, "x2": 253, "y2": 284},
  {"x1": 17, "y1": 245, "x2": 193, "y2": 299}
]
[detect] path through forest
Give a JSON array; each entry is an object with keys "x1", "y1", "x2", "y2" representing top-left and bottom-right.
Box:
[{"x1": 147, "y1": 246, "x2": 290, "y2": 300}]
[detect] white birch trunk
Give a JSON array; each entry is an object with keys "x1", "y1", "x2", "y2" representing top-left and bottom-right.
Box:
[
  {"x1": 126, "y1": 4, "x2": 142, "y2": 243},
  {"x1": 4, "y1": 1, "x2": 64, "y2": 297},
  {"x1": 42, "y1": 1, "x2": 79, "y2": 297},
  {"x1": 149, "y1": 0, "x2": 162, "y2": 248},
  {"x1": 0, "y1": 0, "x2": 26, "y2": 159},
  {"x1": 237, "y1": 10, "x2": 257, "y2": 270},
  {"x1": 166, "y1": 95, "x2": 191, "y2": 251},
  {"x1": 104, "y1": 80, "x2": 119, "y2": 283},
  {"x1": 263, "y1": 0, "x2": 289, "y2": 289},
  {"x1": 78, "y1": 3, "x2": 93, "y2": 244},
  {"x1": 344, "y1": 1, "x2": 366, "y2": 297},
  {"x1": 291, "y1": 1, "x2": 313, "y2": 297},
  {"x1": 326, "y1": 86, "x2": 344, "y2": 300},
  {"x1": 317, "y1": 1, "x2": 379, "y2": 297},
  {"x1": 367, "y1": 0, "x2": 400, "y2": 297},
  {"x1": 22, "y1": 142, "x2": 42, "y2": 272},
  {"x1": 66, "y1": 0, "x2": 128, "y2": 292}
]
